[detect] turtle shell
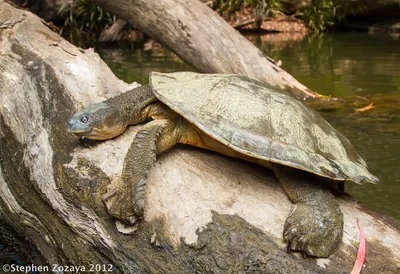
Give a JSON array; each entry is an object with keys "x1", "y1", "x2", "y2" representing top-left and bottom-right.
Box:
[{"x1": 150, "y1": 71, "x2": 378, "y2": 185}]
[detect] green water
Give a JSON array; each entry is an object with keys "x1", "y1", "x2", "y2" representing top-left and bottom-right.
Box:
[{"x1": 99, "y1": 32, "x2": 400, "y2": 221}]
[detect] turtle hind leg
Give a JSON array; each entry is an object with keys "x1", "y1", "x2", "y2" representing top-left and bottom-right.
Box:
[
  {"x1": 102, "y1": 119, "x2": 177, "y2": 225},
  {"x1": 273, "y1": 165, "x2": 344, "y2": 258}
]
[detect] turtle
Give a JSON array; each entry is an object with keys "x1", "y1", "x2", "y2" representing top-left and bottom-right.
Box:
[{"x1": 67, "y1": 71, "x2": 378, "y2": 258}]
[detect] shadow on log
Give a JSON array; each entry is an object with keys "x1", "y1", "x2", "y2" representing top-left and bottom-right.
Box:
[{"x1": 0, "y1": 1, "x2": 399, "y2": 273}]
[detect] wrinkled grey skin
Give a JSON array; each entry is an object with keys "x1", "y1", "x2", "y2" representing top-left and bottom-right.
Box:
[{"x1": 68, "y1": 72, "x2": 378, "y2": 258}]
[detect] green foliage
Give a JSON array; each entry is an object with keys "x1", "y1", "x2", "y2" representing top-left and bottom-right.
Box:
[
  {"x1": 215, "y1": 0, "x2": 282, "y2": 27},
  {"x1": 215, "y1": 0, "x2": 353, "y2": 32},
  {"x1": 303, "y1": 0, "x2": 350, "y2": 33},
  {"x1": 58, "y1": 0, "x2": 116, "y2": 47}
]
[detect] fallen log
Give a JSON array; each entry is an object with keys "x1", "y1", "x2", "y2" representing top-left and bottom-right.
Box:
[
  {"x1": 0, "y1": 2, "x2": 399, "y2": 273},
  {"x1": 89, "y1": 0, "x2": 317, "y2": 99}
]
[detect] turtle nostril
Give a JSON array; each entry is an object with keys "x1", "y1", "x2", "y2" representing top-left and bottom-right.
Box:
[{"x1": 67, "y1": 118, "x2": 76, "y2": 128}]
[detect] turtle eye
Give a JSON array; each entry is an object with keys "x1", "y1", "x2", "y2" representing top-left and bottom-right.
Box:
[{"x1": 80, "y1": 115, "x2": 89, "y2": 123}]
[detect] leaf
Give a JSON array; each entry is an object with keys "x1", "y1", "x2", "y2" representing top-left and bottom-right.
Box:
[
  {"x1": 351, "y1": 219, "x2": 366, "y2": 274},
  {"x1": 355, "y1": 102, "x2": 375, "y2": 112}
]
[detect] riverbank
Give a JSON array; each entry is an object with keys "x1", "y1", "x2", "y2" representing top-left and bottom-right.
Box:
[{"x1": 9, "y1": 0, "x2": 400, "y2": 47}]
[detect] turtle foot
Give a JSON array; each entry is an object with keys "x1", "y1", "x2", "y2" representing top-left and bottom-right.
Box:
[
  {"x1": 102, "y1": 187, "x2": 143, "y2": 226},
  {"x1": 284, "y1": 202, "x2": 343, "y2": 258}
]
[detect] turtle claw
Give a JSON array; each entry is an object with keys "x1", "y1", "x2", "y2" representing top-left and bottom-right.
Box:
[
  {"x1": 283, "y1": 203, "x2": 343, "y2": 258},
  {"x1": 286, "y1": 240, "x2": 291, "y2": 254},
  {"x1": 286, "y1": 239, "x2": 307, "y2": 259},
  {"x1": 302, "y1": 251, "x2": 307, "y2": 259},
  {"x1": 102, "y1": 187, "x2": 143, "y2": 226}
]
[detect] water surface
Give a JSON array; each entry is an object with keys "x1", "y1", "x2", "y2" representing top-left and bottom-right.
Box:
[{"x1": 99, "y1": 32, "x2": 400, "y2": 220}]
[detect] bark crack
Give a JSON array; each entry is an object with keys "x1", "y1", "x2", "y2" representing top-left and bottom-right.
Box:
[{"x1": 0, "y1": 5, "x2": 25, "y2": 29}]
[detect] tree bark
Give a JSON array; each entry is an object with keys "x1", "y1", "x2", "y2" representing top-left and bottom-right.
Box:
[
  {"x1": 1, "y1": 2, "x2": 400, "y2": 273},
  {"x1": 89, "y1": 0, "x2": 317, "y2": 99},
  {"x1": 99, "y1": 19, "x2": 132, "y2": 43}
]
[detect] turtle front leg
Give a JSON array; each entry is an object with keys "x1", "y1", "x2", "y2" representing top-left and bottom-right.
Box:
[
  {"x1": 103, "y1": 119, "x2": 177, "y2": 225},
  {"x1": 274, "y1": 166, "x2": 344, "y2": 258}
]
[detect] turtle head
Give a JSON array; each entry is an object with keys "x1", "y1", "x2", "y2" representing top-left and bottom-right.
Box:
[{"x1": 68, "y1": 102, "x2": 127, "y2": 140}]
